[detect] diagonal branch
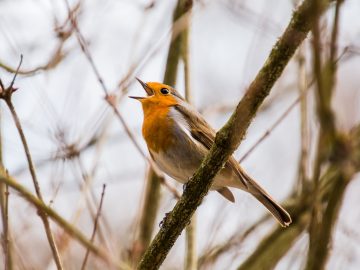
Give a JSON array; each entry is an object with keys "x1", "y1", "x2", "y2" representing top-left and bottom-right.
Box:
[
  {"x1": 0, "y1": 172, "x2": 127, "y2": 269},
  {"x1": 138, "y1": 0, "x2": 332, "y2": 269}
]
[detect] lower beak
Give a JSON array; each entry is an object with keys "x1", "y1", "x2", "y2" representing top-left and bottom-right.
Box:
[
  {"x1": 129, "y1": 96, "x2": 145, "y2": 100},
  {"x1": 129, "y1": 78, "x2": 153, "y2": 101}
]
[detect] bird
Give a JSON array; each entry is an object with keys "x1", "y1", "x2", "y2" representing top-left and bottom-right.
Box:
[{"x1": 130, "y1": 78, "x2": 292, "y2": 227}]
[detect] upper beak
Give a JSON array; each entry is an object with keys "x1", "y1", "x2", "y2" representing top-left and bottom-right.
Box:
[{"x1": 129, "y1": 78, "x2": 154, "y2": 100}]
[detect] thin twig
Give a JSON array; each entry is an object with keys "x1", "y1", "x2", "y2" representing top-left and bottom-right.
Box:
[
  {"x1": 307, "y1": 1, "x2": 332, "y2": 268},
  {"x1": 8, "y1": 55, "x2": 22, "y2": 89},
  {"x1": 0, "y1": 105, "x2": 13, "y2": 270},
  {"x1": 185, "y1": 216, "x2": 197, "y2": 270},
  {"x1": 75, "y1": 156, "x2": 112, "y2": 252},
  {"x1": 0, "y1": 43, "x2": 68, "y2": 76},
  {"x1": 180, "y1": 5, "x2": 197, "y2": 268},
  {"x1": 64, "y1": 0, "x2": 148, "y2": 161},
  {"x1": 297, "y1": 45, "x2": 310, "y2": 193},
  {"x1": 6, "y1": 100, "x2": 64, "y2": 269},
  {"x1": 3, "y1": 183, "x2": 12, "y2": 270},
  {"x1": 0, "y1": 56, "x2": 63, "y2": 270},
  {"x1": 63, "y1": 0, "x2": 159, "y2": 171},
  {"x1": 238, "y1": 43, "x2": 348, "y2": 165},
  {"x1": 198, "y1": 217, "x2": 266, "y2": 268},
  {"x1": 0, "y1": 172, "x2": 128, "y2": 269},
  {"x1": 81, "y1": 184, "x2": 107, "y2": 270},
  {"x1": 115, "y1": 2, "x2": 194, "y2": 100},
  {"x1": 305, "y1": 1, "x2": 344, "y2": 269},
  {"x1": 63, "y1": 0, "x2": 186, "y2": 219},
  {"x1": 0, "y1": 1, "x2": 78, "y2": 76},
  {"x1": 239, "y1": 95, "x2": 303, "y2": 163}
]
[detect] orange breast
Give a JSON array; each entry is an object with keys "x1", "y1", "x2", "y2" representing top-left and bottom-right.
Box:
[{"x1": 142, "y1": 106, "x2": 175, "y2": 153}]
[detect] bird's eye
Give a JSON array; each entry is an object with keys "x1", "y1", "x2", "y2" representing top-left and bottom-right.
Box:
[{"x1": 160, "y1": 88, "x2": 169, "y2": 95}]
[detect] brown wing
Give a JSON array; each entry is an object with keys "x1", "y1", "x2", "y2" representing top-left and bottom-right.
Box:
[{"x1": 174, "y1": 104, "x2": 248, "y2": 188}]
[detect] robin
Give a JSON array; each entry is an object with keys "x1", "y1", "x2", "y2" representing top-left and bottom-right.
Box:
[{"x1": 130, "y1": 78, "x2": 291, "y2": 227}]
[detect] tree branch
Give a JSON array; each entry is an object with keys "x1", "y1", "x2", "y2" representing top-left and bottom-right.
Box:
[
  {"x1": 0, "y1": 172, "x2": 127, "y2": 269},
  {"x1": 237, "y1": 127, "x2": 360, "y2": 270},
  {"x1": 138, "y1": 0, "x2": 331, "y2": 269}
]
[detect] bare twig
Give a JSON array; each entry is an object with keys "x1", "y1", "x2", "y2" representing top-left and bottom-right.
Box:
[
  {"x1": 0, "y1": 172, "x2": 127, "y2": 269},
  {"x1": 237, "y1": 128, "x2": 360, "y2": 270},
  {"x1": 75, "y1": 156, "x2": 111, "y2": 245},
  {"x1": 0, "y1": 56, "x2": 63, "y2": 269},
  {"x1": 238, "y1": 44, "x2": 348, "y2": 166},
  {"x1": 0, "y1": 2, "x2": 78, "y2": 76},
  {"x1": 198, "y1": 216, "x2": 269, "y2": 268},
  {"x1": 305, "y1": 1, "x2": 345, "y2": 269},
  {"x1": 185, "y1": 216, "x2": 197, "y2": 270},
  {"x1": 63, "y1": 0, "x2": 159, "y2": 171},
  {"x1": 0, "y1": 43, "x2": 68, "y2": 76},
  {"x1": 81, "y1": 184, "x2": 106, "y2": 270},
  {"x1": 2, "y1": 183, "x2": 12, "y2": 270},
  {"x1": 297, "y1": 45, "x2": 310, "y2": 193},
  {"x1": 115, "y1": 1, "x2": 193, "y2": 99},
  {"x1": 180, "y1": 6, "x2": 197, "y2": 268},
  {"x1": 307, "y1": 1, "x2": 333, "y2": 266},
  {"x1": 0, "y1": 104, "x2": 13, "y2": 270},
  {"x1": 238, "y1": 212, "x2": 310, "y2": 270},
  {"x1": 239, "y1": 94, "x2": 303, "y2": 163}
]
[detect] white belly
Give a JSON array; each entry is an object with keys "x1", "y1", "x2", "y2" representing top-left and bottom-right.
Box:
[
  {"x1": 150, "y1": 150, "x2": 194, "y2": 184},
  {"x1": 149, "y1": 149, "x2": 241, "y2": 190}
]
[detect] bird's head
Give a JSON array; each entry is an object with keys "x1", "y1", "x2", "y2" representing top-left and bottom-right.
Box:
[{"x1": 130, "y1": 78, "x2": 184, "y2": 110}]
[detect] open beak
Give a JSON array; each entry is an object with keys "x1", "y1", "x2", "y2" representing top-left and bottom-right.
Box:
[{"x1": 129, "y1": 78, "x2": 153, "y2": 100}]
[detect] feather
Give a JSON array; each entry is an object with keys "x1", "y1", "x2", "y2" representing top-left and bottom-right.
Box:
[
  {"x1": 174, "y1": 103, "x2": 248, "y2": 189},
  {"x1": 217, "y1": 187, "x2": 235, "y2": 203}
]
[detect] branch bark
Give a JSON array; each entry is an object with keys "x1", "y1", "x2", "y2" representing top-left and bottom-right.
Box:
[{"x1": 138, "y1": 0, "x2": 331, "y2": 269}]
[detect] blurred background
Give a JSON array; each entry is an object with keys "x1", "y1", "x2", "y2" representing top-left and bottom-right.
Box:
[{"x1": 0, "y1": 0, "x2": 359, "y2": 269}]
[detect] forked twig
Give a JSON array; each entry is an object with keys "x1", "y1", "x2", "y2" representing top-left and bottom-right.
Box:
[{"x1": 0, "y1": 56, "x2": 63, "y2": 269}]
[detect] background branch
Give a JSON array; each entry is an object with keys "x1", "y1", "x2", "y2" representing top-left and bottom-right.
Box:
[
  {"x1": 0, "y1": 60, "x2": 63, "y2": 269},
  {"x1": 0, "y1": 172, "x2": 127, "y2": 269}
]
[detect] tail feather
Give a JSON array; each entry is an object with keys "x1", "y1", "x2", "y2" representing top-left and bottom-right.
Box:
[
  {"x1": 252, "y1": 191, "x2": 292, "y2": 227},
  {"x1": 241, "y1": 172, "x2": 292, "y2": 227},
  {"x1": 217, "y1": 187, "x2": 235, "y2": 203}
]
